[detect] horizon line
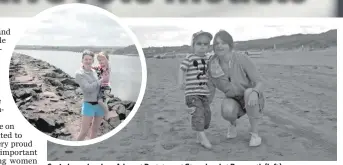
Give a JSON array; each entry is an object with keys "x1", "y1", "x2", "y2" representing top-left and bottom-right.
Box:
[
  {"x1": 143, "y1": 28, "x2": 336, "y2": 48},
  {"x1": 15, "y1": 29, "x2": 336, "y2": 49}
]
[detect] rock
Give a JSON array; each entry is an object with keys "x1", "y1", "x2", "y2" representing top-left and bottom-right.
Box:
[
  {"x1": 75, "y1": 88, "x2": 83, "y2": 95},
  {"x1": 43, "y1": 72, "x2": 59, "y2": 78},
  {"x1": 11, "y1": 82, "x2": 38, "y2": 90},
  {"x1": 63, "y1": 91, "x2": 77, "y2": 99},
  {"x1": 13, "y1": 89, "x2": 33, "y2": 100},
  {"x1": 114, "y1": 104, "x2": 126, "y2": 114},
  {"x1": 32, "y1": 87, "x2": 42, "y2": 93},
  {"x1": 50, "y1": 98, "x2": 59, "y2": 102},
  {"x1": 60, "y1": 112, "x2": 69, "y2": 116},
  {"x1": 25, "y1": 96, "x2": 33, "y2": 102},
  {"x1": 53, "y1": 68, "x2": 63, "y2": 74},
  {"x1": 27, "y1": 117, "x2": 64, "y2": 133},
  {"x1": 16, "y1": 101, "x2": 25, "y2": 108},
  {"x1": 42, "y1": 92, "x2": 58, "y2": 98},
  {"x1": 122, "y1": 101, "x2": 135, "y2": 111},
  {"x1": 26, "y1": 106, "x2": 36, "y2": 111},
  {"x1": 108, "y1": 97, "x2": 121, "y2": 104},
  {"x1": 15, "y1": 75, "x2": 34, "y2": 82},
  {"x1": 44, "y1": 78, "x2": 63, "y2": 87},
  {"x1": 63, "y1": 85, "x2": 77, "y2": 90},
  {"x1": 51, "y1": 130, "x2": 71, "y2": 138},
  {"x1": 61, "y1": 78, "x2": 79, "y2": 87}
]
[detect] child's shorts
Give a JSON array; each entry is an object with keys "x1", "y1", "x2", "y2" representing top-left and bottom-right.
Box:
[
  {"x1": 98, "y1": 86, "x2": 111, "y2": 102},
  {"x1": 81, "y1": 102, "x2": 104, "y2": 117},
  {"x1": 185, "y1": 95, "x2": 211, "y2": 132}
]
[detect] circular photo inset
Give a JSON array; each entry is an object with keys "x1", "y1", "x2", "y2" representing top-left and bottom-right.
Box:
[{"x1": 8, "y1": 3, "x2": 147, "y2": 146}]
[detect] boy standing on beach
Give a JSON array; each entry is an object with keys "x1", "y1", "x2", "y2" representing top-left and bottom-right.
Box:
[{"x1": 178, "y1": 30, "x2": 213, "y2": 149}]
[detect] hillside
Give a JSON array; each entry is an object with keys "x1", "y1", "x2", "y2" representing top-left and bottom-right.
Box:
[
  {"x1": 235, "y1": 29, "x2": 337, "y2": 50},
  {"x1": 114, "y1": 29, "x2": 337, "y2": 57},
  {"x1": 15, "y1": 45, "x2": 125, "y2": 54}
]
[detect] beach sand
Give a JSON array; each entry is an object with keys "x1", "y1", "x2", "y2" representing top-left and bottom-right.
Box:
[{"x1": 47, "y1": 48, "x2": 337, "y2": 161}]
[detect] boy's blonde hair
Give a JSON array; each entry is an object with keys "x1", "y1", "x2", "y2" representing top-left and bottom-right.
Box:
[{"x1": 97, "y1": 51, "x2": 109, "y2": 61}]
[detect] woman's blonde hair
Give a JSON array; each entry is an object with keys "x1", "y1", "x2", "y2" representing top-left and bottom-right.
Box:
[{"x1": 97, "y1": 51, "x2": 109, "y2": 61}]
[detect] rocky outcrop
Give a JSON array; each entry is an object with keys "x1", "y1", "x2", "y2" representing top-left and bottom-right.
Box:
[{"x1": 9, "y1": 53, "x2": 135, "y2": 141}]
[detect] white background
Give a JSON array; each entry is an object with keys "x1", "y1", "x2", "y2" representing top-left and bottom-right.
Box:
[
  {"x1": 0, "y1": 17, "x2": 341, "y2": 165},
  {"x1": 0, "y1": 0, "x2": 336, "y2": 17}
]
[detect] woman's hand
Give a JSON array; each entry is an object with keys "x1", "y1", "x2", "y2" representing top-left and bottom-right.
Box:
[{"x1": 247, "y1": 91, "x2": 258, "y2": 107}]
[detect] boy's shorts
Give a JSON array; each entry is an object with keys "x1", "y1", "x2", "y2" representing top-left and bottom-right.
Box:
[
  {"x1": 185, "y1": 95, "x2": 211, "y2": 132},
  {"x1": 81, "y1": 102, "x2": 104, "y2": 117},
  {"x1": 98, "y1": 86, "x2": 111, "y2": 102}
]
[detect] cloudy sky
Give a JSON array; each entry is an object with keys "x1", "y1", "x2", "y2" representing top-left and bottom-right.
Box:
[
  {"x1": 17, "y1": 6, "x2": 133, "y2": 47},
  {"x1": 17, "y1": 7, "x2": 336, "y2": 48},
  {"x1": 124, "y1": 18, "x2": 336, "y2": 47}
]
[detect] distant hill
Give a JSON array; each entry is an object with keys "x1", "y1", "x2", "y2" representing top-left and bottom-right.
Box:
[
  {"x1": 106, "y1": 29, "x2": 337, "y2": 57},
  {"x1": 234, "y1": 29, "x2": 337, "y2": 50},
  {"x1": 15, "y1": 45, "x2": 125, "y2": 54},
  {"x1": 113, "y1": 45, "x2": 138, "y2": 55}
]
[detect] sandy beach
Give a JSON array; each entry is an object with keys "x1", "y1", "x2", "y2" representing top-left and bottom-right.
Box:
[{"x1": 46, "y1": 47, "x2": 336, "y2": 161}]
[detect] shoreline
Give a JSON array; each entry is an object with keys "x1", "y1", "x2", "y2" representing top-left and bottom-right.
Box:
[
  {"x1": 9, "y1": 53, "x2": 136, "y2": 141},
  {"x1": 14, "y1": 49, "x2": 139, "y2": 57}
]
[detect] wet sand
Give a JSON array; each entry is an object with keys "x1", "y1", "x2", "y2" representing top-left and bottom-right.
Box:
[{"x1": 47, "y1": 48, "x2": 337, "y2": 161}]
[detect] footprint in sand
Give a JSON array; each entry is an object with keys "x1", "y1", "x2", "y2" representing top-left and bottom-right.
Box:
[
  {"x1": 273, "y1": 151, "x2": 284, "y2": 156},
  {"x1": 80, "y1": 149, "x2": 90, "y2": 154},
  {"x1": 156, "y1": 116, "x2": 165, "y2": 121},
  {"x1": 189, "y1": 147, "x2": 199, "y2": 155},
  {"x1": 327, "y1": 117, "x2": 336, "y2": 121},
  {"x1": 120, "y1": 140, "x2": 132, "y2": 146},
  {"x1": 161, "y1": 142, "x2": 179, "y2": 150},
  {"x1": 106, "y1": 150, "x2": 116, "y2": 154},
  {"x1": 97, "y1": 146, "x2": 108, "y2": 149},
  {"x1": 278, "y1": 132, "x2": 293, "y2": 138},
  {"x1": 137, "y1": 145, "x2": 155, "y2": 154},
  {"x1": 65, "y1": 150, "x2": 73, "y2": 154}
]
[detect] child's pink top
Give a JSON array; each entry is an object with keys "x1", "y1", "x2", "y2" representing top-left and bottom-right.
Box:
[{"x1": 92, "y1": 65, "x2": 111, "y2": 87}]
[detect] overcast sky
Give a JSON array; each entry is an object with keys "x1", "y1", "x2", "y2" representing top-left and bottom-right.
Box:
[
  {"x1": 17, "y1": 6, "x2": 133, "y2": 47},
  {"x1": 124, "y1": 18, "x2": 336, "y2": 47},
  {"x1": 17, "y1": 8, "x2": 336, "y2": 48}
]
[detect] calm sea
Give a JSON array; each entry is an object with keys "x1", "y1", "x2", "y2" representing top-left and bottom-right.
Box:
[{"x1": 14, "y1": 49, "x2": 142, "y2": 101}]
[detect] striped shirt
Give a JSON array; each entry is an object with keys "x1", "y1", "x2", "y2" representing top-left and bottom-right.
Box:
[{"x1": 180, "y1": 53, "x2": 211, "y2": 96}]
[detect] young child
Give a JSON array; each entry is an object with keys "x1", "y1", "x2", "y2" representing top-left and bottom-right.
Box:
[
  {"x1": 178, "y1": 30, "x2": 213, "y2": 149},
  {"x1": 93, "y1": 51, "x2": 111, "y2": 120}
]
